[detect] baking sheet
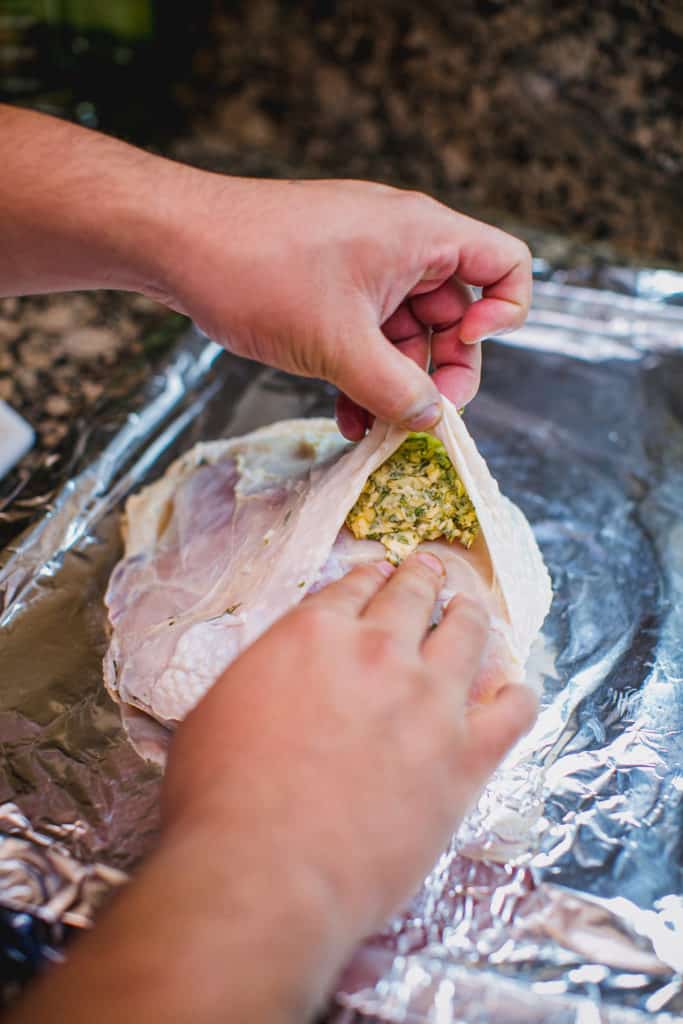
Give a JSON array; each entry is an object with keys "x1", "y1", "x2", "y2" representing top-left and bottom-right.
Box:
[{"x1": 1, "y1": 269, "x2": 683, "y2": 1020}]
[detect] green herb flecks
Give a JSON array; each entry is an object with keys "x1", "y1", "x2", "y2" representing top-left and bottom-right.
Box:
[{"x1": 345, "y1": 432, "x2": 479, "y2": 564}]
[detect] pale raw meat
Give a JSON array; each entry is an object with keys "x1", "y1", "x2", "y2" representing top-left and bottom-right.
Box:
[
  {"x1": 434, "y1": 400, "x2": 551, "y2": 671},
  {"x1": 104, "y1": 401, "x2": 552, "y2": 745}
]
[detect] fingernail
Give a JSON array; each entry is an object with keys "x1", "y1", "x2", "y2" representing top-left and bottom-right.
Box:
[
  {"x1": 460, "y1": 328, "x2": 510, "y2": 345},
  {"x1": 375, "y1": 560, "x2": 395, "y2": 578},
  {"x1": 416, "y1": 551, "x2": 444, "y2": 576},
  {"x1": 458, "y1": 325, "x2": 485, "y2": 343},
  {"x1": 403, "y1": 400, "x2": 442, "y2": 432},
  {"x1": 419, "y1": 267, "x2": 443, "y2": 283}
]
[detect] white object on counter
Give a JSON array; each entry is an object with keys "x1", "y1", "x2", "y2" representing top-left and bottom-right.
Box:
[{"x1": 0, "y1": 400, "x2": 34, "y2": 479}]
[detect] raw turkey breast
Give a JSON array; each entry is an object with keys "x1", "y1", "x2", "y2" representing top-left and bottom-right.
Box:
[{"x1": 104, "y1": 399, "x2": 552, "y2": 739}]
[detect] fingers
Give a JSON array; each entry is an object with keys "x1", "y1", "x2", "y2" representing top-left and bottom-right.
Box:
[
  {"x1": 423, "y1": 595, "x2": 488, "y2": 691},
  {"x1": 383, "y1": 303, "x2": 429, "y2": 372},
  {"x1": 431, "y1": 333, "x2": 481, "y2": 408},
  {"x1": 458, "y1": 287, "x2": 531, "y2": 344},
  {"x1": 306, "y1": 560, "x2": 395, "y2": 616},
  {"x1": 383, "y1": 302, "x2": 428, "y2": 350},
  {"x1": 407, "y1": 277, "x2": 480, "y2": 408},
  {"x1": 335, "y1": 392, "x2": 368, "y2": 441},
  {"x1": 336, "y1": 303, "x2": 431, "y2": 440},
  {"x1": 445, "y1": 218, "x2": 532, "y2": 344},
  {"x1": 335, "y1": 282, "x2": 469, "y2": 441},
  {"x1": 394, "y1": 336, "x2": 430, "y2": 373},
  {"x1": 363, "y1": 551, "x2": 444, "y2": 651},
  {"x1": 333, "y1": 327, "x2": 440, "y2": 435},
  {"x1": 335, "y1": 328, "x2": 480, "y2": 439},
  {"x1": 463, "y1": 683, "x2": 539, "y2": 783},
  {"x1": 402, "y1": 204, "x2": 532, "y2": 345},
  {"x1": 409, "y1": 276, "x2": 472, "y2": 331},
  {"x1": 334, "y1": 202, "x2": 531, "y2": 437}
]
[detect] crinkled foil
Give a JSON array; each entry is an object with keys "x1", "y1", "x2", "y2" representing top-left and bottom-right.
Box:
[{"x1": 1, "y1": 266, "x2": 683, "y2": 1020}]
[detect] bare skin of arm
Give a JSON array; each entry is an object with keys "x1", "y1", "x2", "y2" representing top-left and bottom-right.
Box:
[
  {"x1": 0, "y1": 103, "x2": 532, "y2": 439},
  {"x1": 9, "y1": 555, "x2": 536, "y2": 1023}
]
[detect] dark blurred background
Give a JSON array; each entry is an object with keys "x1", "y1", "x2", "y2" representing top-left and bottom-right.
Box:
[{"x1": 2, "y1": 0, "x2": 682, "y2": 267}]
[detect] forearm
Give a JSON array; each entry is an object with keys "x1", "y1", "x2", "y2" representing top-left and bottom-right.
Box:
[
  {"x1": 9, "y1": 829, "x2": 343, "y2": 1024},
  {"x1": 0, "y1": 104, "x2": 182, "y2": 300}
]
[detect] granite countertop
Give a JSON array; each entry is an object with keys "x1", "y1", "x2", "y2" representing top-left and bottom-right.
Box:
[
  {"x1": 0, "y1": 293, "x2": 186, "y2": 549},
  {"x1": 170, "y1": 1, "x2": 683, "y2": 270}
]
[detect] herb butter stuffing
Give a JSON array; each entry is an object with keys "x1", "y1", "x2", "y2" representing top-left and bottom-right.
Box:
[{"x1": 345, "y1": 433, "x2": 479, "y2": 564}]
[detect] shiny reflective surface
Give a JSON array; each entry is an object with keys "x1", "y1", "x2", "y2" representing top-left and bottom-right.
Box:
[{"x1": 1, "y1": 272, "x2": 683, "y2": 1020}]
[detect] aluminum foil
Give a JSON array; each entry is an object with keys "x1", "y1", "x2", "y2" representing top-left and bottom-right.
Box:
[{"x1": 1, "y1": 266, "x2": 683, "y2": 1020}]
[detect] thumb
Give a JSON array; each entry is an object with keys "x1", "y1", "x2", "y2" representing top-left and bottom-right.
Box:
[{"x1": 333, "y1": 327, "x2": 441, "y2": 431}]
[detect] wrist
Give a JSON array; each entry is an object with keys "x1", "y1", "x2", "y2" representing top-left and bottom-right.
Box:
[
  {"x1": 141, "y1": 166, "x2": 253, "y2": 316},
  {"x1": 66, "y1": 142, "x2": 191, "y2": 302}
]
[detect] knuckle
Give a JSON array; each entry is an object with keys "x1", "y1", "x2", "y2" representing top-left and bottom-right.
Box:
[
  {"x1": 461, "y1": 596, "x2": 488, "y2": 626},
  {"x1": 340, "y1": 564, "x2": 384, "y2": 601},
  {"x1": 359, "y1": 625, "x2": 397, "y2": 668},
  {"x1": 402, "y1": 557, "x2": 442, "y2": 593},
  {"x1": 341, "y1": 565, "x2": 368, "y2": 589},
  {"x1": 402, "y1": 188, "x2": 435, "y2": 216},
  {"x1": 353, "y1": 563, "x2": 386, "y2": 586},
  {"x1": 451, "y1": 596, "x2": 489, "y2": 638},
  {"x1": 295, "y1": 604, "x2": 335, "y2": 640},
  {"x1": 372, "y1": 181, "x2": 399, "y2": 198},
  {"x1": 462, "y1": 606, "x2": 489, "y2": 647},
  {"x1": 396, "y1": 576, "x2": 434, "y2": 608}
]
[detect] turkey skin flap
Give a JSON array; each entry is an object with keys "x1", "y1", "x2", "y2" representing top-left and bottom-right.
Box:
[{"x1": 104, "y1": 400, "x2": 552, "y2": 731}]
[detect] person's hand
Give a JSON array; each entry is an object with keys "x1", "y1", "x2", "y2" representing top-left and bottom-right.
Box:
[
  {"x1": 161, "y1": 552, "x2": 537, "y2": 1017},
  {"x1": 9, "y1": 554, "x2": 537, "y2": 1024},
  {"x1": 1, "y1": 107, "x2": 532, "y2": 439},
  {"x1": 151, "y1": 174, "x2": 532, "y2": 439}
]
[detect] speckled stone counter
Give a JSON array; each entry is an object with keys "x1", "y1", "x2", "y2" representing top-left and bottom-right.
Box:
[
  {"x1": 0, "y1": 294, "x2": 185, "y2": 546},
  {"x1": 171, "y1": 0, "x2": 683, "y2": 268}
]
